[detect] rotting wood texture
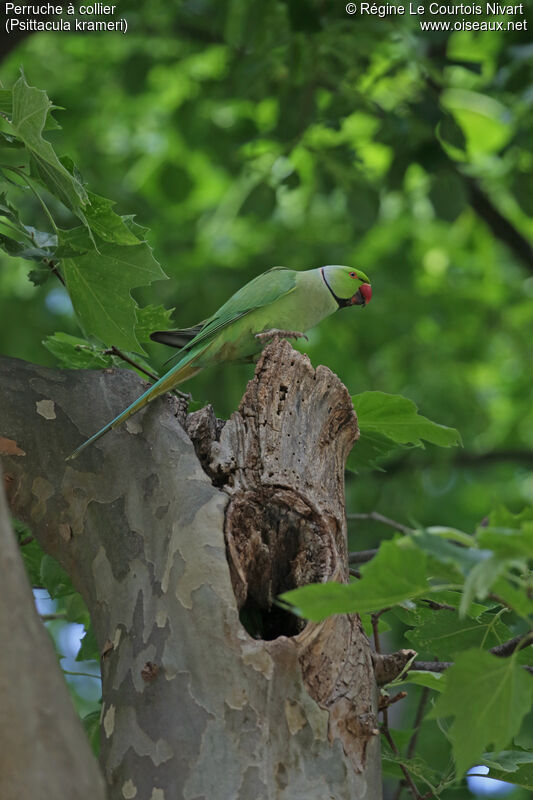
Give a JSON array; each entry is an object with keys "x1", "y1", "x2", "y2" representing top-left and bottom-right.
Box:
[{"x1": 0, "y1": 342, "x2": 381, "y2": 800}]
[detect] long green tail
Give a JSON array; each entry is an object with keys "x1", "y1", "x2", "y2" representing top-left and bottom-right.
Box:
[{"x1": 66, "y1": 354, "x2": 202, "y2": 461}]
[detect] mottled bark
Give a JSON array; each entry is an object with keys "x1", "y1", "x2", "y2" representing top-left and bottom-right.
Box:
[
  {"x1": 0, "y1": 465, "x2": 107, "y2": 800},
  {"x1": 0, "y1": 342, "x2": 381, "y2": 800}
]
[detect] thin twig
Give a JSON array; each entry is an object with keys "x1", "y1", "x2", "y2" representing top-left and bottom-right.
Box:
[
  {"x1": 382, "y1": 715, "x2": 423, "y2": 800},
  {"x1": 19, "y1": 535, "x2": 34, "y2": 546},
  {"x1": 379, "y1": 690, "x2": 407, "y2": 711},
  {"x1": 62, "y1": 669, "x2": 101, "y2": 679},
  {"x1": 371, "y1": 606, "x2": 391, "y2": 655},
  {"x1": 372, "y1": 614, "x2": 382, "y2": 654},
  {"x1": 347, "y1": 511, "x2": 413, "y2": 535},
  {"x1": 41, "y1": 613, "x2": 67, "y2": 621},
  {"x1": 103, "y1": 346, "x2": 160, "y2": 382},
  {"x1": 420, "y1": 599, "x2": 456, "y2": 612},
  {"x1": 407, "y1": 687, "x2": 430, "y2": 759},
  {"x1": 103, "y1": 346, "x2": 191, "y2": 399},
  {"x1": 348, "y1": 567, "x2": 361, "y2": 579},
  {"x1": 348, "y1": 548, "x2": 378, "y2": 565},
  {"x1": 44, "y1": 258, "x2": 66, "y2": 287}
]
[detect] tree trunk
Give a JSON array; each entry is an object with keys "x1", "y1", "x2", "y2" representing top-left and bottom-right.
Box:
[
  {"x1": 0, "y1": 341, "x2": 382, "y2": 800},
  {"x1": 0, "y1": 466, "x2": 107, "y2": 800}
]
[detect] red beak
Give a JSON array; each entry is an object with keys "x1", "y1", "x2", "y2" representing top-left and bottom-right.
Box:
[{"x1": 352, "y1": 283, "x2": 372, "y2": 306}]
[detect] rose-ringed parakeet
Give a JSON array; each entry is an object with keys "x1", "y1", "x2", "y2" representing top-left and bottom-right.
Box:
[{"x1": 67, "y1": 265, "x2": 371, "y2": 459}]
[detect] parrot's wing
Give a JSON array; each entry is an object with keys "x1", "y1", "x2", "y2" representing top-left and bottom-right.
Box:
[
  {"x1": 150, "y1": 323, "x2": 205, "y2": 349},
  {"x1": 184, "y1": 268, "x2": 297, "y2": 350}
]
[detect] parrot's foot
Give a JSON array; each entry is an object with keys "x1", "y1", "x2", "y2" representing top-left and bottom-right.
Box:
[{"x1": 255, "y1": 329, "x2": 308, "y2": 345}]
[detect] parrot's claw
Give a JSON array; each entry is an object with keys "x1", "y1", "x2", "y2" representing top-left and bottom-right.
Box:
[{"x1": 255, "y1": 329, "x2": 308, "y2": 344}]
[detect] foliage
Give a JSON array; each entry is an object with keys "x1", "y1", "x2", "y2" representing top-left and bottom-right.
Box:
[
  {"x1": 349, "y1": 391, "x2": 461, "y2": 472},
  {"x1": 0, "y1": 75, "x2": 166, "y2": 357},
  {"x1": 2, "y1": 5, "x2": 533, "y2": 797},
  {"x1": 283, "y1": 509, "x2": 533, "y2": 791}
]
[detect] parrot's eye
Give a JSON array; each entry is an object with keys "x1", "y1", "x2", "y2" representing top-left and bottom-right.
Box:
[{"x1": 349, "y1": 271, "x2": 358, "y2": 279}]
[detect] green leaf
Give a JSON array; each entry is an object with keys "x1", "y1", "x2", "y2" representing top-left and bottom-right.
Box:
[
  {"x1": 381, "y1": 732, "x2": 449, "y2": 789},
  {"x1": 0, "y1": 231, "x2": 26, "y2": 258},
  {"x1": 135, "y1": 303, "x2": 175, "y2": 344},
  {"x1": 477, "y1": 526, "x2": 533, "y2": 560},
  {"x1": 395, "y1": 670, "x2": 447, "y2": 692},
  {"x1": 481, "y1": 749, "x2": 533, "y2": 773},
  {"x1": 381, "y1": 751, "x2": 442, "y2": 791},
  {"x1": 0, "y1": 233, "x2": 55, "y2": 262},
  {"x1": 419, "y1": 589, "x2": 488, "y2": 619},
  {"x1": 82, "y1": 709, "x2": 101, "y2": 756},
  {"x1": 460, "y1": 556, "x2": 506, "y2": 617},
  {"x1": 390, "y1": 602, "x2": 435, "y2": 628},
  {"x1": 429, "y1": 170, "x2": 468, "y2": 222},
  {"x1": 0, "y1": 89, "x2": 12, "y2": 115},
  {"x1": 28, "y1": 266, "x2": 52, "y2": 286},
  {"x1": 429, "y1": 650, "x2": 533, "y2": 777},
  {"x1": 346, "y1": 428, "x2": 403, "y2": 473},
  {"x1": 483, "y1": 762, "x2": 533, "y2": 791},
  {"x1": 63, "y1": 593, "x2": 90, "y2": 626},
  {"x1": 347, "y1": 389, "x2": 462, "y2": 473},
  {"x1": 438, "y1": 113, "x2": 466, "y2": 151},
  {"x1": 488, "y1": 506, "x2": 533, "y2": 530},
  {"x1": 515, "y1": 713, "x2": 533, "y2": 749},
  {"x1": 471, "y1": 748, "x2": 533, "y2": 791},
  {"x1": 352, "y1": 391, "x2": 461, "y2": 449},
  {"x1": 9, "y1": 74, "x2": 88, "y2": 218},
  {"x1": 0, "y1": 131, "x2": 25, "y2": 149},
  {"x1": 490, "y1": 576, "x2": 533, "y2": 621},
  {"x1": 0, "y1": 192, "x2": 57, "y2": 262},
  {"x1": 413, "y1": 529, "x2": 480, "y2": 572},
  {"x1": 0, "y1": 191, "x2": 22, "y2": 223},
  {"x1": 40, "y1": 554, "x2": 75, "y2": 599},
  {"x1": 280, "y1": 539, "x2": 429, "y2": 620},
  {"x1": 406, "y1": 613, "x2": 514, "y2": 660},
  {"x1": 59, "y1": 228, "x2": 167, "y2": 351},
  {"x1": 17, "y1": 529, "x2": 45, "y2": 587},
  {"x1": 43, "y1": 332, "x2": 113, "y2": 369},
  {"x1": 77, "y1": 624, "x2": 99, "y2": 662},
  {"x1": 84, "y1": 191, "x2": 143, "y2": 246}
]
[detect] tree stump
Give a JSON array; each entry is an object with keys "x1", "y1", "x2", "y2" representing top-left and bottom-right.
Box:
[{"x1": 0, "y1": 340, "x2": 381, "y2": 800}]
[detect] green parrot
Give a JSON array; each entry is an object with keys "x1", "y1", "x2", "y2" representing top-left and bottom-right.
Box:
[{"x1": 67, "y1": 265, "x2": 371, "y2": 460}]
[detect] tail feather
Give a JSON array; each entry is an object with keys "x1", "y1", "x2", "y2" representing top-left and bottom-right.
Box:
[{"x1": 66, "y1": 356, "x2": 203, "y2": 461}]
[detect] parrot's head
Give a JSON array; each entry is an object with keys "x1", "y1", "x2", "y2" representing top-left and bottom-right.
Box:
[{"x1": 321, "y1": 265, "x2": 372, "y2": 309}]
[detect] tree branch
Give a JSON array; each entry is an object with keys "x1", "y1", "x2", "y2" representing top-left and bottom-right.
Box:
[
  {"x1": 347, "y1": 511, "x2": 413, "y2": 535},
  {"x1": 348, "y1": 548, "x2": 378, "y2": 565},
  {"x1": 490, "y1": 631, "x2": 533, "y2": 658},
  {"x1": 393, "y1": 687, "x2": 431, "y2": 800},
  {"x1": 466, "y1": 176, "x2": 533, "y2": 273},
  {"x1": 411, "y1": 659, "x2": 533, "y2": 675},
  {"x1": 376, "y1": 448, "x2": 533, "y2": 478},
  {"x1": 381, "y1": 721, "x2": 424, "y2": 800}
]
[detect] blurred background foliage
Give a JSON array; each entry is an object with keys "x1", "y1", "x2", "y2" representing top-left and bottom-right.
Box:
[{"x1": 1, "y1": 2, "x2": 532, "y2": 798}]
